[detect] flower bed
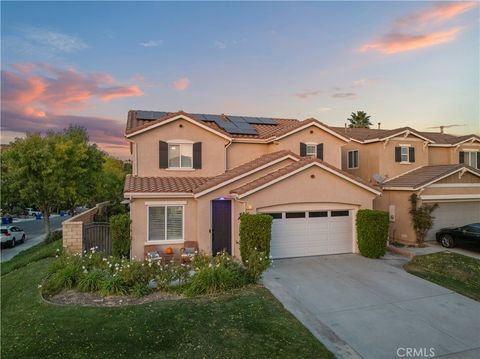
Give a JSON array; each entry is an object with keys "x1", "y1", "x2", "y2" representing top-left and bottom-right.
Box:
[{"x1": 42, "y1": 249, "x2": 271, "y2": 300}]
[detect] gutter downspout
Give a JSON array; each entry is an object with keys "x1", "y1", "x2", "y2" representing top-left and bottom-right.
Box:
[{"x1": 225, "y1": 139, "x2": 233, "y2": 170}]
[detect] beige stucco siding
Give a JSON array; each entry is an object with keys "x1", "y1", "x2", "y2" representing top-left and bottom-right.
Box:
[
  {"x1": 429, "y1": 143, "x2": 480, "y2": 165},
  {"x1": 341, "y1": 142, "x2": 381, "y2": 183},
  {"x1": 129, "y1": 197, "x2": 198, "y2": 260},
  {"x1": 130, "y1": 119, "x2": 229, "y2": 177},
  {"x1": 268, "y1": 126, "x2": 345, "y2": 168},
  {"x1": 379, "y1": 137, "x2": 429, "y2": 180},
  {"x1": 226, "y1": 142, "x2": 269, "y2": 169}
]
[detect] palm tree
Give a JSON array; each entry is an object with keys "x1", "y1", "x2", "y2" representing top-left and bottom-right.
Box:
[{"x1": 347, "y1": 111, "x2": 372, "y2": 128}]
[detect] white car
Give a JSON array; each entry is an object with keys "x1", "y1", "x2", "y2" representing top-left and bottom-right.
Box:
[
  {"x1": 1, "y1": 226, "x2": 26, "y2": 247},
  {"x1": 26, "y1": 208, "x2": 41, "y2": 216}
]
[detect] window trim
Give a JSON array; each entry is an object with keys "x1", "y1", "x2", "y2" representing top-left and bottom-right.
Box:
[
  {"x1": 305, "y1": 143, "x2": 317, "y2": 156},
  {"x1": 146, "y1": 204, "x2": 185, "y2": 243},
  {"x1": 462, "y1": 150, "x2": 479, "y2": 169},
  {"x1": 168, "y1": 143, "x2": 193, "y2": 169},
  {"x1": 347, "y1": 150, "x2": 359, "y2": 169},
  {"x1": 400, "y1": 145, "x2": 410, "y2": 163}
]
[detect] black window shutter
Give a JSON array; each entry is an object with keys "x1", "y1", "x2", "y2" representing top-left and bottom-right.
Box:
[
  {"x1": 300, "y1": 142, "x2": 307, "y2": 157},
  {"x1": 193, "y1": 142, "x2": 202, "y2": 169},
  {"x1": 159, "y1": 141, "x2": 168, "y2": 168},
  {"x1": 316, "y1": 143, "x2": 324, "y2": 160},
  {"x1": 459, "y1": 151, "x2": 465, "y2": 164},
  {"x1": 409, "y1": 147, "x2": 415, "y2": 163},
  {"x1": 477, "y1": 153, "x2": 480, "y2": 169},
  {"x1": 395, "y1": 147, "x2": 401, "y2": 162}
]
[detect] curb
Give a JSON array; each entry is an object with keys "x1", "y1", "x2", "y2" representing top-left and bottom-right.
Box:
[{"x1": 387, "y1": 245, "x2": 415, "y2": 259}]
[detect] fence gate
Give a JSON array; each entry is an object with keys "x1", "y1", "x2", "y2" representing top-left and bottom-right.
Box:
[{"x1": 83, "y1": 222, "x2": 112, "y2": 255}]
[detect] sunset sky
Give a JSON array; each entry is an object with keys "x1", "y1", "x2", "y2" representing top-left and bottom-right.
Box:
[{"x1": 1, "y1": 1, "x2": 478, "y2": 158}]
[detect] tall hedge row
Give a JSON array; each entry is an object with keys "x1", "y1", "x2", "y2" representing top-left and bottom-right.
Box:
[
  {"x1": 110, "y1": 213, "x2": 131, "y2": 258},
  {"x1": 239, "y1": 213, "x2": 273, "y2": 262},
  {"x1": 356, "y1": 209, "x2": 389, "y2": 258}
]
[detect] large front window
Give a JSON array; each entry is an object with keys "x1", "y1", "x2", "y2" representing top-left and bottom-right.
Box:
[
  {"x1": 168, "y1": 144, "x2": 192, "y2": 168},
  {"x1": 148, "y1": 205, "x2": 184, "y2": 241}
]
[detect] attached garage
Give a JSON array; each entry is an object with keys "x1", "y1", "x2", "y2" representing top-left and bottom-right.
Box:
[
  {"x1": 425, "y1": 201, "x2": 480, "y2": 241},
  {"x1": 263, "y1": 209, "x2": 354, "y2": 258}
]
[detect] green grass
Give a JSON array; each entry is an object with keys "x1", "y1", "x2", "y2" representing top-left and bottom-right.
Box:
[
  {"x1": 404, "y1": 252, "x2": 480, "y2": 301},
  {"x1": 1, "y1": 239, "x2": 61, "y2": 276},
  {"x1": 1, "y1": 258, "x2": 332, "y2": 358}
]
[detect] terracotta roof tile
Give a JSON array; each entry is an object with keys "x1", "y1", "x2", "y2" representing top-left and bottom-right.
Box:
[
  {"x1": 382, "y1": 165, "x2": 480, "y2": 189},
  {"x1": 124, "y1": 175, "x2": 212, "y2": 193},
  {"x1": 193, "y1": 150, "x2": 299, "y2": 193},
  {"x1": 230, "y1": 157, "x2": 379, "y2": 195}
]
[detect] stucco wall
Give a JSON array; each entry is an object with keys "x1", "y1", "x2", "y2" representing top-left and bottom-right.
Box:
[
  {"x1": 341, "y1": 142, "x2": 381, "y2": 183},
  {"x1": 268, "y1": 126, "x2": 345, "y2": 168},
  {"x1": 130, "y1": 118, "x2": 229, "y2": 177},
  {"x1": 226, "y1": 142, "x2": 269, "y2": 169}
]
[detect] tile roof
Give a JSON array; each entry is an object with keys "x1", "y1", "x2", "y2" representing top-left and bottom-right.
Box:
[
  {"x1": 230, "y1": 157, "x2": 379, "y2": 195},
  {"x1": 124, "y1": 175, "x2": 212, "y2": 193},
  {"x1": 193, "y1": 150, "x2": 298, "y2": 194},
  {"x1": 382, "y1": 165, "x2": 480, "y2": 189},
  {"x1": 124, "y1": 150, "x2": 298, "y2": 194},
  {"x1": 330, "y1": 126, "x2": 480, "y2": 145}
]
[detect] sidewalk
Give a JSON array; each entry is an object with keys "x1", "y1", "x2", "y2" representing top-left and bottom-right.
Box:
[
  {"x1": 12, "y1": 214, "x2": 61, "y2": 223},
  {"x1": 387, "y1": 241, "x2": 480, "y2": 260},
  {"x1": 0, "y1": 233, "x2": 47, "y2": 262}
]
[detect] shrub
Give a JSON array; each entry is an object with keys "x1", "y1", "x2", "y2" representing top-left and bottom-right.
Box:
[
  {"x1": 78, "y1": 269, "x2": 105, "y2": 292},
  {"x1": 110, "y1": 214, "x2": 131, "y2": 258},
  {"x1": 43, "y1": 257, "x2": 83, "y2": 296},
  {"x1": 409, "y1": 194, "x2": 438, "y2": 246},
  {"x1": 100, "y1": 274, "x2": 127, "y2": 296},
  {"x1": 155, "y1": 261, "x2": 190, "y2": 289},
  {"x1": 45, "y1": 230, "x2": 62, "y2": 244},
  {"x1": 184, "y1": 263, "x2": 245, "y2": 297},
  {"x1": 239, "y1": 213, "x2": 273, "y2": 281},
  {"x1": 130, "y1": 282, "x2": 152, "y2": 298},
  {"x1": 356, "y1": 209, "x2": 389, "y2": 258}
]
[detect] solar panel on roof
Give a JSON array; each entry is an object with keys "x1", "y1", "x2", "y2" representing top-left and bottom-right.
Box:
[
  {"x1": 228, "y1": 128, "x2": 258, "y2": 135},
  {"x1": 136, "y1": 111, "x2": 168, "y2": 120},
  {"x1": 228, "y1": 116, "x2": 248, "y2": 123}
]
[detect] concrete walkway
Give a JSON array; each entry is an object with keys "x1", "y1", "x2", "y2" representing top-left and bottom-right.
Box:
[
  {"x1": 263, "y1": 254, "x2": 480, "y2": 359},
  {"x1": 0, "y1": 234, "x2": 47, "y2": 262}
]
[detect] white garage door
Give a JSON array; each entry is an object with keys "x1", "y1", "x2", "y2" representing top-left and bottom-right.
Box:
[
  {"x1": 264, "y1": 210, "x2": 353, "y2": 259},
  {"x1": 426, "y1": 201, "x2": 480, "y2": 241}
]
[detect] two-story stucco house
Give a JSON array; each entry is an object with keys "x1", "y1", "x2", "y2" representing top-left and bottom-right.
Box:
[
  {"x1": 124, "y1": 110, "x2": 480, "y2": 260},
  {"x1": 335, "y1": 126, "x2": 480, "y2": 244}
]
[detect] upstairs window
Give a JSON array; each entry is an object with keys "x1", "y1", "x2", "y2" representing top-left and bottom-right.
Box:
[
  {"x1": 460, "y1": 151, "x2": 479, "y2": 169},
  {"x1": 306, "y1": 144, "x2": 317, "y2": 156},
  {"x1": 395, "y1": 145, "x2": 415, "y2": 163},
  {"x1": 347, "y1": 150, "x2": 359, "y2": 169},
  {"x1": 168, "y1": 143, "x2": 193, "y2": 168}
]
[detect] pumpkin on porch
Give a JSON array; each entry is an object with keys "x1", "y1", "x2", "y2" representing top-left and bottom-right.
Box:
[{"x1": 165, "y1": 247, "x2": 174, "y2": 255}]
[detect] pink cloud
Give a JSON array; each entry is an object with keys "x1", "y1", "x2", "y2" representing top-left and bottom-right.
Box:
[
  {"x1": 397, "y1": 2, "x2": 477, "y2": 27},
  {"x1": 359, "y1": 2, "x2": 475, "y2": 55},
  {"x1": 172, "y1": 77, "x2": 190, "y2": 91},
  {"x1": 358, "y1": 27, "x2": 461, "y2": 54},
  {"x1": 1, "y1": 63, "x2": 143, "y2": 116},
  {"x1": 294, "y1": 90, "x2": 321, "y2": 99}
]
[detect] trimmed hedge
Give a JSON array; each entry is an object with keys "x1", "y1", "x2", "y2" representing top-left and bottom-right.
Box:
[
  {"x1": 356, "y1": 209, "x2": 389, "y2": 258},
  {"x1": 239, "y1": 213, "x2": 273, "y2": 281},
  {"x1": 109, "y1": 214, "x2": 131, "y2": 258}
]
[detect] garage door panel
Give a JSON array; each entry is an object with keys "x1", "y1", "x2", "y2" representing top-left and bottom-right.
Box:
[
  {"x1": 426, "y1": 201, "x2": 480, "y2": 241},
  {"x1": 268, "y1": 209, "x2": 353, "y2": 258}
]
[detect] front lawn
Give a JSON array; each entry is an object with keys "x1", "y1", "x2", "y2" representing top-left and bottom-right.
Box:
[
  {"x1": 404, "y1": 252, "x2": 480, "y2": 301},
  {"x1": 1, "y1": 257, "x2": 333, "y2": 358}
]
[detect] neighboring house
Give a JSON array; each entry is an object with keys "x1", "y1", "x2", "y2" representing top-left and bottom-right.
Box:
[
  {"x1": 334, "y1": 126, "x2": 480, "y2": 244},
  {"x1": 124, "y1": 111, "x2": 380, "y2": 260},
  {"x1": 124, "y1": 110, "x2": 480, "y2": 258}
]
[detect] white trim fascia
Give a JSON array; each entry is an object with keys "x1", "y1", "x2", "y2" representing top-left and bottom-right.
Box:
[
  {"x1": 125, "y1": 192, "x2": 194, "y2": 198},
  {"x1": 126, "y1": 114, "x2": 232, "y2": 140},
  {"x1": 420, "y1": 194, "x2": 480, "y2": 200},
  {"x1": 428, "y1": 183, "x2": 480, "y2": 188},
  {"x1": 144, "y1": 200, "x2": 187, "y2": 205},
  {"x1": 167, "y1": 139, "x2": 194, "y2": 144},
  {"x1": 382, "y1": 186, "x2": 415, "y2": 191},
  {"x1": 275, "y1": 122, "x2": 350, "y2": 142},
  {"x1": 194, "y1": 155, "x2": 299, "y2": 198},
  {"x1": 428, "y1": 138, "x2": 480, "y2": 147},
  {"x1": 359, "y1": 130, "x2": 434, "y2": 144},
  {"x1": 231, "y1": 137, "x2": 275, "y2": 144},
  {"x1": 236, "y1": 162, "x2": 381, "y2": 199},
  {"x1": 145, "y1": 240, "x2": 185, "y2": 245}
]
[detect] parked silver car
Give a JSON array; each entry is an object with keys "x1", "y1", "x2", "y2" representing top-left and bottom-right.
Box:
[{"x1": 1, "y1": 226, "x2": 26, "y2": 247}]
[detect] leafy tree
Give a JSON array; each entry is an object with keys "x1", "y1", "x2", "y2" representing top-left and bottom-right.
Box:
[
  {"x1": 409, "y1": 194, "x2": 438, "y2": 246},
  {"x1": 91, "y1": 156, "x2": 127, "y2": 206},
  {"x1": 347, "y1": 111, "x2": 372, "y2": 128},
  {"x1": 1, "y1": 129, "x2": 103, "y2": 235}
]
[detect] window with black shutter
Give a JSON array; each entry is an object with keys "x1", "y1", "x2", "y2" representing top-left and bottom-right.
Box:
[
  {"x1": 159, "y1": 141, "x2": 168, "y2": 168},
  {"x1": 316, "y1": 143, "x2": 324, "y2": 160},
  {"x1": 408, "y1": 147, "x2": 415, "y2": 163},
  {"x1": 193, "y1": 142, "x2": 202, "y2": 169},
  {"x1": 395, "y1": 147, "x2": 401, "y2": 162},
  {"x1": 300, "y1": 142, "x2": 307, "y2": 157}
]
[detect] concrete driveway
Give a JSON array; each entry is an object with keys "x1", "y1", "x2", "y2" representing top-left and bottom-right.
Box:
[{"x1": 263, "y1": 254, "x2": 480, "y2": 359}]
